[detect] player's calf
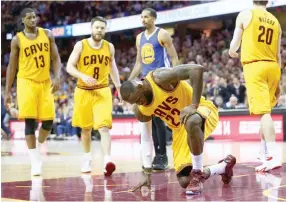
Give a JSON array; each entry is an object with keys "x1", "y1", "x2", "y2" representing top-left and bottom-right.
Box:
[{"x1": 38, "y1": 120, "x2": 53, "y2": 143}]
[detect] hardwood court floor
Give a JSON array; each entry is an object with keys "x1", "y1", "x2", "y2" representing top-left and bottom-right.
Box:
[{"x1": 1, "y1": 139, "x2": 286, "y2": 201}]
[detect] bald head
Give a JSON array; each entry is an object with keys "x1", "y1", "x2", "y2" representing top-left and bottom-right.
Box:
[{"x1": 120, "y1": 81, "x2": 137, "y2": 101}]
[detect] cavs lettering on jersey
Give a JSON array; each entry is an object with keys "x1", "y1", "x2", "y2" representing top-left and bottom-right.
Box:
[
  {"x1": 138, "y1": 72, "x2": 209, "y2": 130},
  {"x1": 17, "y1": 27, "x2": 50, "y2": 82},
  {"x1": 241, "y1": 8, "x2": 280, "y2": 64},
  {"x1": 77, "y1": 39, "x2": 111, "y2": 89},
  {"x1": 140, "y1": 28, "x2": 170, "y2": 77}
]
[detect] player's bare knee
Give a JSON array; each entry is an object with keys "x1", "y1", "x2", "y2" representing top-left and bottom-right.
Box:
[
  {"x1": 82, "y1": 129, "x2": 92, "y2": 136},
  {"x1": 98, "y1": 127, "x2": 110, "y2": 134},
  {"x1": 177, "y1": 176, "x2": 190, "y2": 188},
  {"x1": 41, "y1": 120, "x2": 53, "y2": 131},
  {"x1": 25, "y1": 119, "x2": 36, "y2": 135},
  {"x1": 184, "y1": 114, "x2": 203, "y2": 135}
]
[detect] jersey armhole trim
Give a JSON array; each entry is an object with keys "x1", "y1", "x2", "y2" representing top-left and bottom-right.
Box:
[
  {"x1": 157, "y1": 29, "x2": 164, "y2": 47},
  {"x1": 244, "y1": 10, "x2": 253, "y2": 31}
]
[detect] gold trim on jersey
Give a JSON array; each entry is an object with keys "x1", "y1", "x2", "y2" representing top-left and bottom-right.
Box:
[
  {"x1": 76, "y1": 83, "x2": 109, "y2": 90},
  {"x1": 242, "y1": 59, "x2": 275, "y2": 65}
]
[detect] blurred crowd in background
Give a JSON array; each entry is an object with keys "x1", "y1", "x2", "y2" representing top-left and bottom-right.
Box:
[{"x1": 1, "y1": 1, "x2": 286, "y2": 140}]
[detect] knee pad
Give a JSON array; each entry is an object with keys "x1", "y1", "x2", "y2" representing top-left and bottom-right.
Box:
[
  {"x1": 25, "y1": 119, "x2": 36, "y2": 135},
  {"x1": 41, "y1": 120, "x2": 53, "y2": 131}
]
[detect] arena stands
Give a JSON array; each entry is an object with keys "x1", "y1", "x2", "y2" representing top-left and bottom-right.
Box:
[{"x1": 1, "y1": 1, "x2": 286, "y2": 140}]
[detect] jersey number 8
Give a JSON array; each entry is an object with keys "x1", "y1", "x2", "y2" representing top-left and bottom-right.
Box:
[{"x1": 93, "y1": 67, "x2": 99, "y2": 79}]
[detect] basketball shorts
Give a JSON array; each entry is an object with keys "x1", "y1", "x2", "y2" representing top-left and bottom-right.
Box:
[
  {"x1": 72, "y1": 86, "x2": 112, "y2": 130},
  {"x1": 17, "y1": 78, "x2": 55, "y2": 120},
  {"x1": 172, "y1": 101, "x2": 219, "y2": 174},
  {"x1": 243, "y1": 61, "x2": 280, "y2": 115}
]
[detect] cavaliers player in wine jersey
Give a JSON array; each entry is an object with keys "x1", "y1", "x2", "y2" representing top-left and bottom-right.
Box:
[
  {"x1": 67, "y1": 17, "x2": 121, "y2": 176},
  {"x1": 4, "y1": 8, "x2": 61, "y2": 176},
  {"x1": 120, "y1": 64, "x2": 236, "y2": 195},
  {"x1": 229, "y1": 0, "x2": 282, "y2": 172}
]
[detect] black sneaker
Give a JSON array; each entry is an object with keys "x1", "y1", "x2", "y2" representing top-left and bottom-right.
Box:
[
  {"x1": 152, "y1": 155, "x2": 160, "y2": 168},
  {"x1": 153, "y1": 154, "x2": 168, "y2": 170}
]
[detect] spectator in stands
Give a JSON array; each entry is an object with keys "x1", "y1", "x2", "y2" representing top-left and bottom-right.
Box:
[
  {"x1": 113, "y1": 97, "x2": 124, "y2": 114},
  {"x1": 225, "y1": 95, "x2": 239, "y2": 110},
  {"x1": 54, "y1": 108, "x2": 66, "y2": 140},
  {"x1": 209, "y1": 76, "x2": 230, "y2": 103},
  {"x1": 227, "y1": 77, "x2": 246, "y2": 104},
  {"x1": 214, "y1": 95, "x2": 226, "y2": 111},
  {"x1": 1, "y1": 95, "x2": 10, "y2": 139}
]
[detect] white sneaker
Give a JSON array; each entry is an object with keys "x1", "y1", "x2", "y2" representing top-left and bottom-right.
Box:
[
  {"x1": 255, "y1": 158, "x2": 282, "y2": 172},
  {"x1": 31, "y1": 161, "x2": 43, "y2": 176},
  {"x1": 81, "y1": 158, "x2": 92, "y2": 173}
]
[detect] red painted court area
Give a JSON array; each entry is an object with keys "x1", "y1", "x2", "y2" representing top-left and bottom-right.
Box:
[{"x1": 2, "y1": 163, "x2": 285, "y2": 201}]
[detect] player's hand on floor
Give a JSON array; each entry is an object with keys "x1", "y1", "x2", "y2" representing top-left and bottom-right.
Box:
[
  {"x1": 52, "y1": 77, "x2": 60, "y2": 93},
  {"x1": 129, "y1": 178, "x2": 151, "y2": 192},
  {"x1": 180, "y1": 105, "x2": 197, "y2": 124},
  {"x1": 228, "y1": 50, "x2": 239, "y2": 58},
  {"x1": 129, "y1": 170, "x2": 151, "y2": 192},
  {"x1": 81, "y1": 75, "x2": 97, "y2": 86}
]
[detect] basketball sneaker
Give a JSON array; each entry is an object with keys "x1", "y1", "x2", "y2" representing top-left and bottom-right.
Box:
[
  {"x1": 255, "y1": 158, "x2": 282, "y2": 172},
  {"x1": 185, "y1": 169, "x2": 204, "y2": 195},
  {"x1": 81, "y1": 158, "x2": 92, "y2": 173},
  {"x1": 104, "y1": 156, "x2": 116, "y2": 177},
  {"x1": 218, "y1": 154, "x2": 236, "y2": 184}
]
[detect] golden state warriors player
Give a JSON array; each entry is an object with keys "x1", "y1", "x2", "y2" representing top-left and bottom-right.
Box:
[
  {"x1": 129, "y1": 8, "x2": 179, "y2": 171},
  {"x1": 121, "y1": 64, "x2": 236, "y2": 195},
  {"x1": 4, "y1": 8, "x2": 61, "y2": 176},
  {"x1": 66, "y1": 17, "x2": 121, "y2": 176},
  {"x1": 229, "y1": 0, "x2": 282, "y2": 172}
]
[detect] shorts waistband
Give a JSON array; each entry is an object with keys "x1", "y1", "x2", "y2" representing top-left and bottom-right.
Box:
[
  {"x1": 242, "y1": 60, "x2": 275, "y2": 65},
  {"x1": 76, "y1": 83, "x2": 109, "y2": 90}
]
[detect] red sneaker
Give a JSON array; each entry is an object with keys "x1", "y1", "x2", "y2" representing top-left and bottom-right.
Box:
[
  {"x1": 104, "y1": 162, "x2": 116, "y2": 177},
  {"x1": 186, "y1": 169, "x2": 204, "y2": 195},
  {"x1": 218, "y1": 155, "x2": 236, "y2": 184}
]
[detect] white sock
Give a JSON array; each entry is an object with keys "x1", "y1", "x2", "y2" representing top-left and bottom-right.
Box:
[
  {"x1": 261, "y1": 139, "x2": 267, "y2": 154},
  {"x1": 84, "y1": 152, "x2": 92, "y2": 160},
  {"x1": 208, "y1": 162, "x2": 227, "y2": 177},
  {"x1": 104, "y1": 155, "x2": 112, "y2": 163},
  {"x1": 140, "y1": 121, "x2": 153, "y2": 168},
  {"x1": 191, "y1": 153, "x2": 203, "y2": 171},
  {"x1": 28, "y1": 148, "x2": 40, "y2": 164}
]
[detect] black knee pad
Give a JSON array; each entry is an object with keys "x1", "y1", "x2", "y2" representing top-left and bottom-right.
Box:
[
  {"x1": 25, "y1": 119, "x2": 36, "y2": 135},
  {"x1": 41, "y1": 120, "x2": 53, "y2": 131}
]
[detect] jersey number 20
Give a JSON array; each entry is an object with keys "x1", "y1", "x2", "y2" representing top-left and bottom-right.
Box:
[
  {"x1": 258, "y1": 25, "x2": 273, "y2": 45},
  {"x1": 93, "y1": 67, "x2": 99, "y2": 79}
]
